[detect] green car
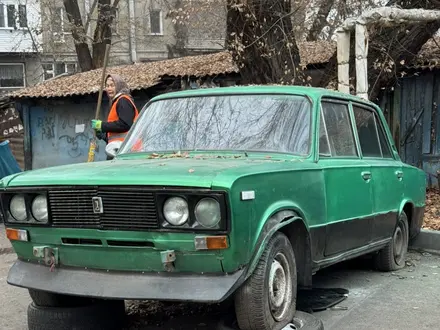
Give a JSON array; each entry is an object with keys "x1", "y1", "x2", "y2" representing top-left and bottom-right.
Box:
[{"x1": 2, "y1": 86, "x2": 426, "y2": 330}]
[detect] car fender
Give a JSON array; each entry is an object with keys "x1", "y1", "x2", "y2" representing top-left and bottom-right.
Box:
[
  {"x1": 399, "y1": 198, "x2": 414, "y2": 217},
  {"x1": 244, "y1": 200, "x2": 309, "y2": 279}
]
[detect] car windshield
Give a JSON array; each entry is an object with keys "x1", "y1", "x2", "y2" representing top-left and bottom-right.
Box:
[{"x1": 119, "y1": 93, "x2": 312, "y2": 156}]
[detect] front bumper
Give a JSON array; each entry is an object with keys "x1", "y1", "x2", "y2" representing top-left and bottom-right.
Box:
[{"x1": 7, "y1": 259, "x2": 245, "y2": 302}]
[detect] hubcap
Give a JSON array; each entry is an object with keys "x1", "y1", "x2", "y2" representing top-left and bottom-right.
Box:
[
  {"x1": 393, "y1": 223, "x2": 405, "y2": 264},
  {"x1": 268, "y1": 252, "x2": 292, "y2": 321}
]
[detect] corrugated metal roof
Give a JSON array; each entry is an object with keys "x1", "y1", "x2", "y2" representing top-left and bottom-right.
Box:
[
  {"x1": 8, "y1": 41, "x2": 336, "y2": 100},
  {"x1": 409, "y1": 37, "x2": 440, "y2": 70},
  {"x1": 7, "y1": 38, "x2": 439, "y2": 100}
]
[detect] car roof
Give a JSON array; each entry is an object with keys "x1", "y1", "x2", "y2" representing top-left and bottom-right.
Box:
[{"x1": 150, "y1": 85, "x2": 378, "y2": 107}]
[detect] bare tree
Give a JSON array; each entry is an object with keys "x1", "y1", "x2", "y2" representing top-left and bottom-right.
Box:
[
  {"x1": 63, "y1": 0, "x2": 120, "y2": 71},
  {"x1": 306, "y1": 0, "x2": 336, "y2": 41},
  {"x1": 225, "y1": 0, "x2": 304, "y2": 85}
]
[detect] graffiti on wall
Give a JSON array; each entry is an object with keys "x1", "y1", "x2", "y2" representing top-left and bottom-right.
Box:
[
  {"x1": 31, "y1": 104, "x2": 107, "y2": 169},
  {"x1": 59, "y1": 132, "x2": 96, "y2": 158},
  {"x1": 36, "y1": 115, "x2": 55, "y2": 140},
  {"x1": 1, "y1": 107, "x2": 24, "y2": 138}
]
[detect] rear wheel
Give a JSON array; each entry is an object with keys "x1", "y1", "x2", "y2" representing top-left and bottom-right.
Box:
[
  {"x1": 374, "y1": 211, "x2": 409, "y2": 271},
  {"x1": 234, "y1": 232, "x2": 297, "y2": 330}
]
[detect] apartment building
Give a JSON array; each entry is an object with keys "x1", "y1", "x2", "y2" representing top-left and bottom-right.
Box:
[
  {"x1": 0, "y1": 0, "x2": 41, "y2": 95},
  {"x1": 39, "y1": 0, "x2": 226, "y2": 81}
]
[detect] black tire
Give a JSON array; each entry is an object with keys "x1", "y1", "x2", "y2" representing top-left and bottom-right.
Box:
[
  {"x1": 27, "y1": 300, "x2": 126, "y2": 330},
  {"x1": 234, "y1": 232, "x2": 297, "y2": 330},
  {"x1": 374, "y1": 211, "x2": 409, "y2": 271},
  {"x1": 216, "y1": 310, "x2": 323, "y2": 330},
  {"x1": 28, "y1": 289, "x2": 94, "y2": 307}
]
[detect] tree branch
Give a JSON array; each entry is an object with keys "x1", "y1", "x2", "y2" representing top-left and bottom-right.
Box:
[
  {"x1": 306, "y1": 0, "x2": 336, "y2": 41},
  {"x1": 84, "y1": 0, "x2": 99, "y2": 33},
  {"x1": 63, "y1": 0, "x2": 93, "y2": 72}
]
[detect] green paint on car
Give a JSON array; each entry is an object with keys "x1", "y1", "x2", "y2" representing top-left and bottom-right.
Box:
[{"x1": 1, "y1": 85, "x2": 426, "y2": 330}]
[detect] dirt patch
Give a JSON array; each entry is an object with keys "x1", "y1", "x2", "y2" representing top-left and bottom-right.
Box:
[
  {"x1": 423, "y1": 189, "x2": 440, "y2": 231},
  {"x1": 125, "y1": 300, "x2": 233, "y2": 329}
]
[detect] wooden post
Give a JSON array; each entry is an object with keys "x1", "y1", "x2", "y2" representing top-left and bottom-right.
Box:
[
  {"x1": 355, "y1": 22, "x2": 369, "y2": 100},
  {"x1": 87, "y1": 43, "x2": 111, "y2": 163},
  {"x1": 21, "y1": 102, "x2": 32, "y2": 171},
  {"x1": 337, "y1": 28, "x2": 350, "y2": 94}
]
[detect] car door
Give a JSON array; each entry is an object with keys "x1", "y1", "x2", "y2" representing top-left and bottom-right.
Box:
[
  {"x1": 318, "y1": 99, "x2": 375, "y2": 257},
  {"x1": 351, "y1": 103, "x2": 403, "y2": 242}
]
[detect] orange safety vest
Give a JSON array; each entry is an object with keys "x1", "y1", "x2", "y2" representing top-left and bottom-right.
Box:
[{"x1": 107, "y1": 94, "x2": 139, "y2": 143}]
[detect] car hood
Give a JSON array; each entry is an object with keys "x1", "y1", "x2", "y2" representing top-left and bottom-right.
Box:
[{"x1": 2, "y1": 156, "x2": 312, "y2": 189}]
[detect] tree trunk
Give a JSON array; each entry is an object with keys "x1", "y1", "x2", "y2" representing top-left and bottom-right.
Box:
[
  {"x1": 306, "y1": 0, "x2": 336, "y2": 41},
  {"x1": 367, "y1": 20, "x2": 440, "y2": 101},
  {"x1": 63, "y1": 0, "x2": 93, "y2": 72},
  {"x1": 167, "y1": 0, "x2": 189, "y2": 58},
  {"x1": 92, "y1": 0, "x2": 116, "y2": 68},
  {"x1": 226, "y1": 0, "x2": 303, "y2": 85}
]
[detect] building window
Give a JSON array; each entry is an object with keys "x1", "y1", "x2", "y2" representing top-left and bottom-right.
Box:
[
  {"x1": 0, "y1": 5, "x2": 4, "y2": 28},
  {"x1": 149, "y1": 9, "x2": 162, "y2": 35},
  {"x1": 0, "y1": 64, "x2": 25, "y2": 88},
  {"x1": 7, "y1": 5, "x2": 15, "y2": 28},
  {"x1": 43, "y1": 62, "x2": 77, "y2": 80},
  {"x1": 0, "y1": 4, "x2": 27, "y2": 29},
  {"x1": 52, "y1": 7, "x2": 70, "y2": 42},
  {"x1": 18, "y1": 5, "x2": 27, "y2": 28}
]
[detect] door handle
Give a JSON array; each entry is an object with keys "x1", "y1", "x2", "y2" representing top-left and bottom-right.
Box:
[
  {"x1": 361, "y1": 171, "x2": 371, "y2": 181},
  {"x1": 396, "y1": 170, "x2": 403, "y2": 179}
]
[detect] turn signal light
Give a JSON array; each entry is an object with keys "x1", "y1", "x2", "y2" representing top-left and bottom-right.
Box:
[
  {"x1": 6, "y1": 228, "x2": 28, "y2": 242},
  {"x1": 194, "y1": 235, "x2": 228, "y2": 250}
]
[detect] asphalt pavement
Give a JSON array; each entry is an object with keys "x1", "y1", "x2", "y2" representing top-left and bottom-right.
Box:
[{"x1": 1, "y1": 224, "x2": 440, "y2": 329}]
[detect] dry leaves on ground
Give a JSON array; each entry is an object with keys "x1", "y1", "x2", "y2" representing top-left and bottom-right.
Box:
[{"x1": 423, "y1": 189, "x2": 440, "y2": 231}]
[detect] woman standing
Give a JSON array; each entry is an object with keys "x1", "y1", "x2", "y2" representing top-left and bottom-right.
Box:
[{"x1": 91, "y1": 74, "x2": 139, "y2": 145}]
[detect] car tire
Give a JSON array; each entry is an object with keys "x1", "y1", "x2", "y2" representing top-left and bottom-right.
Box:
[
  {"x1": 27, "y1": 300, "x2": 126, "y2": 330},
  {"x1": 374, "y1": 211, "x2": 409, "y2": 271},
  {"x1": 234, "y1": 231, "x2": 297, "y2": 330},
  {"x1": 28, "y1": 289, "x2": 94, "y2": 307},
  {"x1": 216, "y1": 310, "x2": 323, "y2": 330}
]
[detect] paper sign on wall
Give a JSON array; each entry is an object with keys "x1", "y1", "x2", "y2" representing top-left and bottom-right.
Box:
[{"x1": 75, "y1": 124, "x2": 85, "y2": 133}]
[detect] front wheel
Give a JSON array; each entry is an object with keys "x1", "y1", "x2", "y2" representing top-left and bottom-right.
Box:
[
  {"x1": 374, "y1": 211, "x2": 409, "y2": 271},
  {"x1": 234, "y1": 232, "x2": 297, "y2": 330},
  {"x1": 28, "y1": 289, "x2": 95, "y2": 307}
]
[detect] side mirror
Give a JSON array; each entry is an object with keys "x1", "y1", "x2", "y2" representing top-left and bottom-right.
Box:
[{"x1": 105, "y1": 140, "x2": 122, "y2": 159}]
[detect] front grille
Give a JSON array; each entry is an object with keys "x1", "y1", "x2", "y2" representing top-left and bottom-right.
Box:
[{"x1": 48, "y1": 188, "x2": 159, "y2": 231}]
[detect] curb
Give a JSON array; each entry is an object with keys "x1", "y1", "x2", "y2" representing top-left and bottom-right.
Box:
[{"x1": 410, "y1": 229, "x2": 440, "y2": 252}]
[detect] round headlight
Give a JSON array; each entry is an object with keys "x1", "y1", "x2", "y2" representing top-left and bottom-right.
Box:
[
  {"x1": 195, "y1": 198, "x2": 221, "y2": 228},
  {"x1": 163, "y1": 197, "x2": 189, "y2": 226},
  {"x1": 32, "y1": 195, "x2": 48, "y2": 223},
  {"x1": 10, "y1": 194, "x2": 27, "y2": 222}
]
